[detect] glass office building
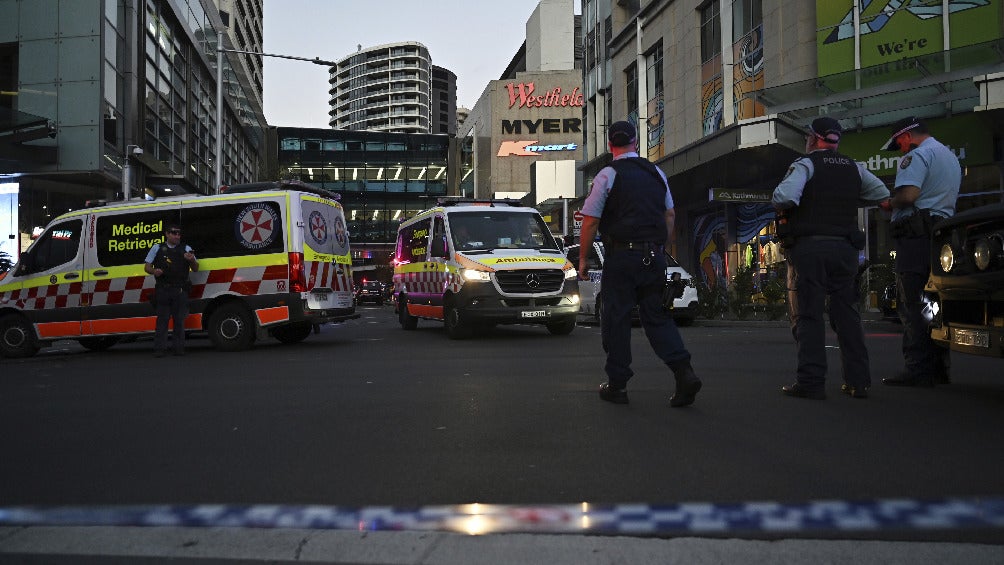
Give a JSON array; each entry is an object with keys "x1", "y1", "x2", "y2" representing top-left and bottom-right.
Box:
[{"x1": 272, "y1": 127, "x2": 457, "y2": 248}]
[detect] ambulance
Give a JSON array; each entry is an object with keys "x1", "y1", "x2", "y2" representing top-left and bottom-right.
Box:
[
  {"x1": 392, "y1": 199, "x2": 579, "y2": 339},
  {"x1": 0, "y1": 180, "x2": 358, "y2": 358}
]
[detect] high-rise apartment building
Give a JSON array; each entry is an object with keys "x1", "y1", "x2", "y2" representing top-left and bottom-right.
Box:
[
  {"x1": 431, "y1": 65, "x2": 457, "y2": 135},
  {"x1": 212, "y1": 0, "x2": 264, "y2": 108},
  {"x1": 327, "y1": 42, "x2": 441, "y2": 133}
]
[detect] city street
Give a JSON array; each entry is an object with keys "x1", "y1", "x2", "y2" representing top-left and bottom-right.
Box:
[{"x1": 2, "y1": 306, "x2": 1004, "y2": 545}]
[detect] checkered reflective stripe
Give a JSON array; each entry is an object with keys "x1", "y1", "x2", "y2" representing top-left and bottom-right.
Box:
[
  {"x1": 304, "y1": 259, "x2": 351, "y2": 292},
  {"x1": 396, "y1": 268, "x2": 460, "y2": 295},
  {"x1": 0, "y1": 266, "x2": 296, "y2": 313},
  {"x1": 0, "y1": 281, "x2": 84, "y2": 310}
]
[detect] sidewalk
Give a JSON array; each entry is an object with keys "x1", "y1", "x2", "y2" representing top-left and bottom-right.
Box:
[{"x1": 2, "y1": 526, "x2": 1003, "y2": 564}]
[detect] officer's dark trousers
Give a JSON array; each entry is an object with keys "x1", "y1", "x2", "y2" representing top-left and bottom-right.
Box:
[
  {"x1": 154, "y1": 285, "x2": 189, "y2": 353},
  {"x1": 894, "y1": 236, "x2": 949, "y2": 380},
  {"x1": 786, "y1": 239, "x2": 870, "y2": 391},
  {"x1": 600, "y1": 249, "x2": 690, "y2": 386}
]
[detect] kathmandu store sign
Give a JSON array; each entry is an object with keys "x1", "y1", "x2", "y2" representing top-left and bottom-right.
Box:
[
  {"x1": 506, "y1": 82, "x2": 584, "y2": 109},
  {"x1": 497, "y1": 141, "x2": 579, "y2": 157}
]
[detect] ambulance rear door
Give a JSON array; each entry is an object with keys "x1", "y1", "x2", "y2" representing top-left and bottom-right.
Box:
[{"x1": 297, "y1": 193, "x2": 353, "y2": 310}]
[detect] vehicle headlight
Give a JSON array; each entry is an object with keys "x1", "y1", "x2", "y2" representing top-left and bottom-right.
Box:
[
  {"x1": 973, "y1": 236, "x2": 1002, "y2": 271},
  {"x1": 462, "y1": 269, "x2": 490, "y2": 281},
  {"x1": 564, "y1": 268, "x2": 578, "y2": 280},
  {"x1": 939, "y1": 243, "x2": 955, "y2": 273}
]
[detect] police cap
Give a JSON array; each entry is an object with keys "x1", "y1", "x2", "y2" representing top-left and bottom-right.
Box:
[
  {"x1": 608, "y1": 120, "x2": 637, "y2": 147},
  {"x1": 881, "y1": 116, "x2": 926, "y2": 151},
  {"x1": 807, "y1": 117, "x2": 842, "y2": 144}
]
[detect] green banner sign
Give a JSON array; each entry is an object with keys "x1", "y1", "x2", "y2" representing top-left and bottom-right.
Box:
[
  {"x1": 817, "y1": 1, "x2": 1002, "y2": 77},
  {"x1": 838, "y1": 113, "x2": 992, "y2": 177}
]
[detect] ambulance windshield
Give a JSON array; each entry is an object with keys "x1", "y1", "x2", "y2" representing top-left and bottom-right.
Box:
[{"x1": 450, "y1": 211, "x2": 558, "y2": 252}]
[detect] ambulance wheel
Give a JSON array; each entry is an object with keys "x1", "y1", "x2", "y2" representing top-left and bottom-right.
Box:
[
  {"x1": 546, "y1": 318, "x2": 576, "y2": 335},
  {"x1": 398, "y1": 296, "x2": 418, "y2": 330},
  {"x1": 208, "y1": 303, "x2": 256, "y2": 351},
  {"x1": 272, "y1": 322, "x2": 312, "y2": 344},
  {"x1": 444, "y1": 299, "x2": 471, "y2": 340},
  {"x1": 0, "y1": 314, "x2": 40, "y2": 358},
  {"x1": 78, "y1": 336, "x2": 120, "y2": 351}
]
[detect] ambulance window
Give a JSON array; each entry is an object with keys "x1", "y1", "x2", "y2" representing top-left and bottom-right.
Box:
[
  {"x1": 182, "y1": 201, "x2": 285, "y2": 259},
  {"x1": 300, "y1": 197, "x2": 348, "y2": 256},
  {"x1": 396, "y1": 218, "x2": 430, "y2": 263},
  {"x1": 23, "y1": 219, "x2": 82, "y2": 274},
  {"x1": 430, "y1": 216, "x2": 447, "y2": 257},
  {"x1": 96, "y1": 210, "x2": 177, "y2": 267}
]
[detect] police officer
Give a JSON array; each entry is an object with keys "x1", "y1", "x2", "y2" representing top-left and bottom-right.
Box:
[
  {"x1": 772, "y1": 117, "x2": 890, "y2": 399},
  {"x1": 578, "y1": 120, "x2": 701, "y2": 408},
  {"x1": 144, "y1": 223, "x2": 198, "y2": 357},
  {"x1": 879, "y1": 116, "x2": 960, "y2": 387}
]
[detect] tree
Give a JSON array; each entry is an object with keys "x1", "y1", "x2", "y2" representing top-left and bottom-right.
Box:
[{"x1": 0, "y1": 250, "x2": 13, "y2": 275}]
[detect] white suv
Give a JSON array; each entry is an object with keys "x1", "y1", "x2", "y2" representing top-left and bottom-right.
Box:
[{"x1": 566, "y1": 241, "x2": 698, "y2": 326}]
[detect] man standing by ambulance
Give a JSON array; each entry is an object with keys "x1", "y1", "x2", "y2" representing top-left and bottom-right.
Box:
[
  {"x1": 145, "y1": 223, "x2": 198, "y2": 357},
  {"x1": 879, "y1": 117, "x2": 961, "y2": 388}
]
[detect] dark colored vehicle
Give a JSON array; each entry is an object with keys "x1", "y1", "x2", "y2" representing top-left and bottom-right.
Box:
[
  {"x1": 356, "y1": 281, "x2": 385, "y2": 305},
  {"x1": 927, "y1": 203, "x2": 1004, "y2": 358}
]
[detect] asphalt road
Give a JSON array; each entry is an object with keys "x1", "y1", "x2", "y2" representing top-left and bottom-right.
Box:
[{"x1": 2, "y1": 307, "x2": 1004, "y2": 544}]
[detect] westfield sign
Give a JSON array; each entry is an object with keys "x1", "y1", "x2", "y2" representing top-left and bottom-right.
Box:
[{"x1": 506, "y1": 82, "x2": 584, "y2": 109}]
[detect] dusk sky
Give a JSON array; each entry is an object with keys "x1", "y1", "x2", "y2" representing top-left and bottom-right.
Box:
[{"x1": 262, "y1": 1, "x2": 581, "y2": 128}]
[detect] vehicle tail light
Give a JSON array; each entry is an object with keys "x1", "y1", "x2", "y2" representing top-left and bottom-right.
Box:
[{"x1": 289, "y1": 252, "x2": 307, "y2": 292}]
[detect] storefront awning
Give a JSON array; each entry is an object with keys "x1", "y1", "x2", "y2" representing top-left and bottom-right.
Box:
[
  {"x1": 0, "y1": 107, "x2": 55, "y2": 143},
  {"x1": 655, "y1": 116, "x2": 805, "y2": 205}
]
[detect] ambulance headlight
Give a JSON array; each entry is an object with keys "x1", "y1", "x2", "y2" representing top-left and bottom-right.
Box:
[
  {"x1": 564, "y1": 268, "x2": 578, "y2": 280},
  {"x1": 939, "y1": 244, "x2": 955, "y2": 273},
  {"x1": 463, "y1": 269, "x2": 491, "y2": 281}
]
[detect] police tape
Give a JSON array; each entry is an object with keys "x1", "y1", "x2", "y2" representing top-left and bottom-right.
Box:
[{"x1": 2, "y1": 498, "x2": 1004, "y2": 535}]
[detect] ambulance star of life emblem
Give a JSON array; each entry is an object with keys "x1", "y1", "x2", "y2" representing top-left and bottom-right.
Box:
[
  {"x1": 235, "y1": 203, "x2": 277, "y2": 250},
  {"x1": 308, "y1": 211, "x2": 328, "y2": 245}
]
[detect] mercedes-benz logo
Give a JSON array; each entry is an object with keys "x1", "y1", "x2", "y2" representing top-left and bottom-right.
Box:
[{"x1": 525, "y1": 273, "x2": 540, "y2": 288}]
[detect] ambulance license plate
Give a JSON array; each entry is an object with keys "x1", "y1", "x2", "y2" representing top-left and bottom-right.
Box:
[
  {"x1": 313, "y1": 292, "x2": 329, "y2": 301},
  {"x1": 953, "y1": 328, "x2": 989, "y2": 348},
  {"x1": 521, "y1": 310, "x2": 546, "y2": 318}
]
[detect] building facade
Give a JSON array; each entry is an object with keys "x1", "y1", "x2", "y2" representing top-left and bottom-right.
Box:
[
  {"x1": 431, "y1": 65, "x2": 457, "y2": 135},
  {"x1": 270, "y1": 126, "x2": 454, "y2": 275},
  {"x1": 327, "y1": 42, "x2": 439, "y2": 134},
  {"x1": 458, "y1": 0, "x2": 584, "y2": 210},
  {"x1": 0, "y1": 0, "x2": 267, "y2": 263},
  {"x1": 212, "y1": 0, "x2": 264, "y2": 110},
  {"x1": 580, "y1": 0, "x2": 1004, "y2": 292}
]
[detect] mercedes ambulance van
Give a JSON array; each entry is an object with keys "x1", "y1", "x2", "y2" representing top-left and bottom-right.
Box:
[
  {"x1": 0, "y1": 180, "x2": 358, "y2": 358},
  {"x1": 392, "y1": 199, "x2": 579, "y2": 339}
]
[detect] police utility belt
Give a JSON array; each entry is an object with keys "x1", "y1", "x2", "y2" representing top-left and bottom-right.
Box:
[
  {"x1": 604, "y1": 240, "x2": 664, "y2": 252},
  {"x1": 890, "y1": 208, "x2": 945, "y2": 239}
]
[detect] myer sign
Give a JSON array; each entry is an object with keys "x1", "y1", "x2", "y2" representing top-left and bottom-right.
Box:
[{"x1": 710, "y1": 188, "x2": 773, "y2": 203}]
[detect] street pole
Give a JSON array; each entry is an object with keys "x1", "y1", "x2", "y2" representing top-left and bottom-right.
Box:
[{"x1": 214, "y1": 45, "x2": 337, "y2": 194}]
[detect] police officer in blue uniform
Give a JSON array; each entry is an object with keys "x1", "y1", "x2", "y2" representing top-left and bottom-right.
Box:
[
  {"x1": 145, "y1": 223, "x2": 199, "y2": 357},
  {"x1": 879, "y1": 116, "x2": 961, "y2": 387},
  {"x1": 772, "y1": 117, "x2": 890, "y2": 399},
  {"x1": 578, "y1": 120, "x2": 701, "y2": 408}
]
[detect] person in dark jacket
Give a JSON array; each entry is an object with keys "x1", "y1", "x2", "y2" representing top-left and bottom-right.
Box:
[
  {"x1": 772, "y1": 117, "x2": 890, "y2": 399},
  {"x1": 144, "y1": 223, "x2": 198, "y2": 357},
  {"x1": 578, "y1": 120, "x2": 701, "y2": 408}
]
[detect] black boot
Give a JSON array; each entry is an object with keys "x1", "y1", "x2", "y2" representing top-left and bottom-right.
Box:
[{"x1": 669, "y1": 360, "x2": 702, "y2": 407}]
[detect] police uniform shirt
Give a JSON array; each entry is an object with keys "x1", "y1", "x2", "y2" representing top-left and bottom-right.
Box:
[
  {"x1": 890, "y1": 136, "x2": 962, "y2": 222},
  {"x1": 144, "y1": 242, "x2": 195, "y2": 264},
  {"x1": 772, "y1": 152, "x2": 889, "y2": 211},
  {"x1": 581, "y1": 151, "x2": 674, "y2": 219}
]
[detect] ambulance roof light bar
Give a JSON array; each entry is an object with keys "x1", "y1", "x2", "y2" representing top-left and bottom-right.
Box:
[
  {"x1": 434, "y1": 197, "x2": 521, "y2": 208},
  {"x1": 220, "y1": 179, "x2": 341, "y2": 200}
]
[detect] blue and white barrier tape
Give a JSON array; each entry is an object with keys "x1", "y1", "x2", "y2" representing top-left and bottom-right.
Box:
[{"x1": 2, "y1": 498, "x2": 1004, "y2": 535}]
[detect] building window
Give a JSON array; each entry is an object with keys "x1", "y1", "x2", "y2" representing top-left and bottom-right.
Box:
[
  {"x1": 732, "y1": 0, "x2": 762, "y2": 41},
  {"x1": 700, "y1": 1, "x2": 721, "y2": 64},
  {"x1": 625, "y1": 64, "x2": 638, "y2": 119}
]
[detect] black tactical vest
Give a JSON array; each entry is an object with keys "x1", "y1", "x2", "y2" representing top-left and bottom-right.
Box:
[
  {"x1": 785, "y1": 150, "x2": 861, "y2": 238},
  {"x1": 154, "y1": 243, "x2": 190, "y2": 287},
  {"x1": 598, "y1": 157, "x2": 669, "y2": 244}
]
